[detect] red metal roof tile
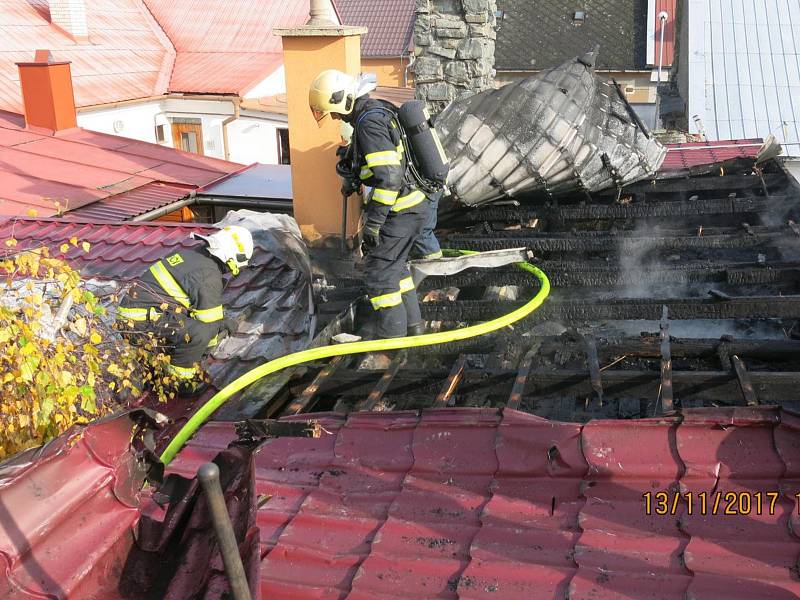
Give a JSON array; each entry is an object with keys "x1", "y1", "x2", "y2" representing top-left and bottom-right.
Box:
[
  {"x1": 159, "y1": 406, "x2": 800, "y2": 598},
  {"x1": 0, "y1": 110, "x2": 241, "y2": 218},
  {"x1": 335, "y1": 0, "x2": 415, "y2": 57},
  {"x1": 660, "y1": 139, "x2": 765, "y2": 172},
  {"x1": 0, "y1": 412, "x2": 151, "y2": 599}
]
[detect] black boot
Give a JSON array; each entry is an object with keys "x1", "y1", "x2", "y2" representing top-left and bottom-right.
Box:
[{"x1": 407, "y1": 322, "x2": 425, "y2": 336}]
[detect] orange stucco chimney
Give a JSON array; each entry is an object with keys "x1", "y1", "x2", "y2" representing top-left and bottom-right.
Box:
[
  {"x1": 16, "y1": 50, "x2": 78, "y2": 132},
  {"x1": 275, "y1": 2, "x2": 367, "y2": 244}
]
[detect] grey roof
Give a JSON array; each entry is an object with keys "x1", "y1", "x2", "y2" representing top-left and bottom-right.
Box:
[
  {"x1": 200, "y1": 163, "x2": 293, "y2": 200},
  {"x1": 683, "y1": 0, "x2": 800, "y2": 153},
  {"x1": 495, "y1": 0, "x2": 648, "y2": 71}
]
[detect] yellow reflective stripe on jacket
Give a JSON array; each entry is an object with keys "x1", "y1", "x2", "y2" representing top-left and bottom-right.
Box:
[
  {"x1": 360, "y1": 166, "x2": 374, "y2": 180},
  {"x1": 117, "y1": 307, "x2": 148, "y2": 321},
  {"x1": 399, "y1": 276, "x2": 415, "y2": 293},
  {"x1": 372, "y1": 188, "x2": 399, "y2": 205},
  {"x1": 370, "y1": 290, "x2": 403, "y2": 310},
  {"x1": 365, "y1": 150, "x2": 401, "y2": 168},
  {"x1": 392, "y1": 190, "x2": 426, "y2": 212},
  {"x1": 193, "y1": 305, "x2": 223, "y2": 323},
  {"x1": 149, "y1": 261, "x2": 190, "y2": 308},
  {"x1": 166, "y1": 363, "x2": 197, "y2": 379},
  {"x1": 207, "y1": 335, "x2": 219, "y2": 348},
  {"x1": 423, "y1": 250, "x2": 444, "y2": 260}
]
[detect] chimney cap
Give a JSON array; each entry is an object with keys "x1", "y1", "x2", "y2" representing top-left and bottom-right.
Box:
[{"x1": 15, "y1": 49, "x2": 71, "y2": 67}]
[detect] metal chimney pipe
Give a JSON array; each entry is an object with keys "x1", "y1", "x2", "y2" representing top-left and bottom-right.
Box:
[
  {"x1": 653, "y1": 11, "x2": 669, "y2": 130},
  {"x1": 307, "y1": 0, "x2": 335, "y2": 26}
]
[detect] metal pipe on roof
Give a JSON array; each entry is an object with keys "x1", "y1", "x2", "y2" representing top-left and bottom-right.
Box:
[
  {"x1": 653, "y1": 10, "x2": 669, "y2": 130},
  {"x1": 131, "y1": 196, "x2": 195, "y2": 222},
  {"x1": 222, "y1": 99, "x2": 241, "y2": 162}
]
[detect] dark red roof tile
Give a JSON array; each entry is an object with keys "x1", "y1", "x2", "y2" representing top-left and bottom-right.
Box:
[
  {"x1": 160, "y1": 406, "x2": 800, "y2": 598},
  {"x1": 335, "y1": 0, "x2": 415, "y2": 57},
  {"x1": 660, "y1": 139, "x2": 765, "y2": 173}
]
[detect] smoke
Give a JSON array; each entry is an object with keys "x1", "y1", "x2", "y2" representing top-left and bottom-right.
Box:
[{"x1": 616, "y1": 222, "x2": 693, "y2": 299}]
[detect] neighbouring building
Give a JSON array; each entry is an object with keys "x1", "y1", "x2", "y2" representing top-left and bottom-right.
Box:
[
  {"x1": 336, "y1": 0, "x2": 416, "y2": 87},
  {"x1": 0, "y1": 51, "x2": 288, "y2": 222},
  {"x1": 671, "y1": 0, "x2": 800, "y2": 155},
  {"x1": 0, "y1": 0, "x2": 340, "y2": 165},
  {"x1": 494, "y1": 0, "x2": 676, "y2": 126}
]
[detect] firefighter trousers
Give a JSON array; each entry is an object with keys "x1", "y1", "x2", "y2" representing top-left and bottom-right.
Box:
[
  {"x1": 412, "y1": 189, "x2": 442, "y2": 259},
  {"x1": 364, "y1": 207, "x2": 427, "y2": 338}
]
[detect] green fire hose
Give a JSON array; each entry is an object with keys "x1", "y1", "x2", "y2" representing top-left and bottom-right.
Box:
[{"x1": 160, "y1": 254, "x2": 550, "y2": 465}]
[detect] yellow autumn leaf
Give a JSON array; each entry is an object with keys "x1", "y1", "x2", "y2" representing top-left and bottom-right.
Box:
[
  {"x1": 4, "y1": 238, "x2": 17, "y2": 248},
  {"x1": 26, "y1": 209, "x2": 38, "y2": 217},
  {"x1": 72, "y1": 317, "x2": 87, "y2": 337},
  {"x1": 89, "y1": 332, "x2": 102, "y2": 345},
  {"x1": 59, "y1": 243, "x2": 69, "y2": 254},
  {"x1": 81, "y1": 242, "x2": 91, "y2": 253},
  {"x1": 69, "y1": 237, "x2": 78, "y2": 247}
]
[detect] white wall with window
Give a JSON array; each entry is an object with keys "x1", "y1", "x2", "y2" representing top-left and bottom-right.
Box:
[{"x1": 76, "y1": 98, "x2": 289, "y2": 165}]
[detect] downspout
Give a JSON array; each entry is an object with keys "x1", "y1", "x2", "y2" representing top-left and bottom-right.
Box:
[
  {"x1": 653, "y1": 11, "x2": 669, "y2": 130},
  {"x1": 222, "y1": 98, "x2": 241, "y2": 161}
]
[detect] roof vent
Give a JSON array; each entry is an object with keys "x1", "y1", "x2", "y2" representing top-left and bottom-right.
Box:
[
  {"x1": 573, "y1": 10, "x2": 586, "y2": 26},
  {"x1": 48, "y1": 0, "x2": 89, "y2": 42}
]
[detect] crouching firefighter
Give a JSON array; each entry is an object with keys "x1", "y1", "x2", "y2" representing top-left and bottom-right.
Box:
[
  {"x1": 116, "y1": 226, "x2": 254, "y2": 394},
  {"x1": 310, "y1": 69, "x2": 449, "y2": 339}
]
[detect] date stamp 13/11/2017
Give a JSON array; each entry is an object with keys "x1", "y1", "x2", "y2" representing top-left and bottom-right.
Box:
[{"x1": 643, "y1": 491, "x2": 797, "y2": 516}]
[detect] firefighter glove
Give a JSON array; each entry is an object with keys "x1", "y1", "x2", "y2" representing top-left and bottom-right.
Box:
[
  {"x1": 361, "y1": 225, "x2": 381, "y2": 255},
  {"x1": 220, "y1": 316, "x2": 238, "y2": 336}
]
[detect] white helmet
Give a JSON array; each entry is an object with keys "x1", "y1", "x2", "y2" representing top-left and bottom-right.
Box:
[
  {"x1": 308, "y1": 70, "x2": 378, "y2": 124},
  {"x1": 193, "y1": 226, "x2": 254, "y2": 275}
]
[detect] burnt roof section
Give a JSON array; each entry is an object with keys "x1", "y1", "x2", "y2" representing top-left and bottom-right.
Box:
[
  {"x1": 334, "y1": 0, "x2": 415, "y2": 57},
  {"x1": 495, "y1": 0, "x2": 648, "y2": 71}
]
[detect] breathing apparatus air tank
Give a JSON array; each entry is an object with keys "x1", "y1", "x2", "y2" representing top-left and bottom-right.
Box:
[{"x1": 396, "y1": 100, "x2": 450, "y2": 188}]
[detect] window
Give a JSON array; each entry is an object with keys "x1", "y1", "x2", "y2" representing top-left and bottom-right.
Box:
[
  {"x1": 155, "y1": 124, "x2": 165, "y2": 143},
  {"x1": 277, "y1": 128, "x2": 290, "y2": 165},
  {"x1": 170, "y1": 118, "x2": 204, "y2": 155}
]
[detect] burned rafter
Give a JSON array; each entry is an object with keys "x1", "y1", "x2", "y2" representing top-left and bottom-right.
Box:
[
  {"x1": 466, "y1": 195, "x2": 791, "y2": 224},
  {"x1": 731, "y1": 355, "x2": 759, "y2": 406},
  {"x1": 283, "y1": 355, "x2": 346, "y2": 415},
  {"x1": 507, "y1": 342, "x2": 541, "y2": 410},
  {"x1": 357, "y1": 354, "x2": 406, "y2": 412},
  {"x1": 659, "y1": 306, "x2": 674, "y2": 413},
  {"x1": 420, "y1": 295, "x2": 800, "y2": 322},
  {"x1": 435, "y1": 355, "x2": 467, "y2": 407}
]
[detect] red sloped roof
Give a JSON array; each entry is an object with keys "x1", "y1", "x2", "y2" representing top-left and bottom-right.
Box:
[
  {"x1": 0, "y1": 0, "x2": 173, "y2": 112},
  {"x1": 166, "y1": 407, "x2": 800, "y2": 599},
  {"x1": 0, "y1": 0, "x2": 314, "y2": 110},
  {"x1": 143, "y1": 0, "x2": 311, "y2": 95},
  {"x1": 660, "y1": 139, "x2": 765, "y2": 172},
  {"x1": 0, "y1": 110, "x2": 241, "y2": 218}
]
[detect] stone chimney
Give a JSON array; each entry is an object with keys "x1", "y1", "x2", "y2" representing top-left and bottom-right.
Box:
[
  {"x1": 48, "y1": 0, "x2": 89, "y2": 42},
  {"x1": 413, "y1": 0, "x2": 497, "y2": 115},
  {"x1": 16, "y1": 50, "x2": 78, "y2": 132}
]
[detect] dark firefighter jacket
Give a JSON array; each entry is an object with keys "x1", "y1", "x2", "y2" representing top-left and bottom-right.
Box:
[
  {"x1": 348, "y1": 97, "x2": 428, "y2": 233},
  {"x1": 118, "y1": 248, "x2": 225, "y2": 339}
]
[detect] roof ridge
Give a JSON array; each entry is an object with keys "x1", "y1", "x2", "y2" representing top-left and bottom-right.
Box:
[{"x1": 135, "y1": 0, "x2": 176, "y2": 96}]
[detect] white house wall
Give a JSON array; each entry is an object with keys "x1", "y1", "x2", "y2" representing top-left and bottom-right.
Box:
[
  {"x1": 76, "y1": 101, "x2": 168, "y2": 144},
  {"x1": 77, "y1": 98, "x2": 288, "y2": 164}
]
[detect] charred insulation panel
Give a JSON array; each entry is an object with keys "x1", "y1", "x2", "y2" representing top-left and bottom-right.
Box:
[{"x1": 437, "y1": 50, "x2": 667, "y2": 206}]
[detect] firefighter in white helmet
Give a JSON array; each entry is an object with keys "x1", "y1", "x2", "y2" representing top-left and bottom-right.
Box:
[
  {"x1": 117, "y1": 226, "x2": 254, "y2": 394},
  {"x1": 310, "y1": 69, "x2": 430, "y2": 340}
]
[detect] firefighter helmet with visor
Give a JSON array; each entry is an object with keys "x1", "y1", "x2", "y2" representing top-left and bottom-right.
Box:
[{"x1": 193, "y1": 226, "x2": 254, "y2": 276}]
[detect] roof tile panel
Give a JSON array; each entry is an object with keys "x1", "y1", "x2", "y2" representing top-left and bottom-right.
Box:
[
  {"x1": 335, "y1": 0, "x2": 415, "y2": 57},
  {"x1": 495, "y1": 0, "x2": 647, "y2": 71}
]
